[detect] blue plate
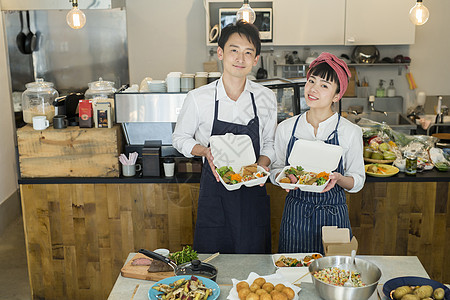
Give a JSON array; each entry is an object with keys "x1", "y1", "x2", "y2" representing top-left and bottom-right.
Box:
[
  {"x1": 148, "y1": 275, "x2": 220, "y2": 300},
  {"x1": 383, "y1": 276, "x2": 450, "y2": 299}
]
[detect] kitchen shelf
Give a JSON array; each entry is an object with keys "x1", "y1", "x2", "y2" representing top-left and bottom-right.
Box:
[{"x1": 276, "y1": 63, "x2": 410, "y2": 75}]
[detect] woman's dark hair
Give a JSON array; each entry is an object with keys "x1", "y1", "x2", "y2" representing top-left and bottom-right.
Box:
[
  {"x1": 218, "y1": 20, "x2": 261, "y2": 56},
  {"x1": 309, "y1": 63, "x2": 344, "y2": 95}
]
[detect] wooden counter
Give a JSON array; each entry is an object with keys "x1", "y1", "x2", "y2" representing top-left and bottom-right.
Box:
[{"x1": 20, "y1": 180, "x2": 450, "y2": 299}]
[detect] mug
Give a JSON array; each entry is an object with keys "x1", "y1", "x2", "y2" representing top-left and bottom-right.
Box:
[
  {"x1": 32, "y1": 116, "x2": 49, "y2": 130},
  {"x1": 122, "y1": 164, "x2": 142, "y2": 177},
  {"x1": 53, "y1": 115, "x2": 68, "y2": 129}
]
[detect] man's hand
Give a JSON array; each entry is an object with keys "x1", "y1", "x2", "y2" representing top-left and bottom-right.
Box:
[{"x1": 191, "y1": 144, "x2": 220, "y2": 182}]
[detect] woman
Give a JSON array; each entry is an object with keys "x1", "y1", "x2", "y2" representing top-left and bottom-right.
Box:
[{"x1": 270, "y1": 52, "x2": 365, "y2": 253}]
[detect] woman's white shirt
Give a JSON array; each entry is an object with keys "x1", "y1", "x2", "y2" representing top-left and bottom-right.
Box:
[
  {"x1": 172, "y1": 77, "x2": 277, "y2": 163},
  {"x1": 270, "y1": 112, "x2": 365, "y2": 193}
]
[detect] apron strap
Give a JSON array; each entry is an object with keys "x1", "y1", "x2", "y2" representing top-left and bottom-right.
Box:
[{"x1": 325, "y1": 114, "x2": 341, "y2": 142}]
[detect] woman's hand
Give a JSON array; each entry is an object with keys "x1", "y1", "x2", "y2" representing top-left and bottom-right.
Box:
[{"x1": 321, "y1": 172, "x2": 342, "y2": 193}]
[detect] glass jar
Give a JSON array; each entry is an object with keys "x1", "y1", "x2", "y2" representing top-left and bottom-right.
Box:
[
  {"x1": 405, "y1": 150, "x2": 417, "y2": 176},
  {"x1": 85, "y1": 77, "x2": 116, "y2": 122},
  {"x1": 22, "y1": 78, "x2": 59, "y2": 124},
  {"x1": 85, "y1": 77, "x2": 116, "y2": 100}
]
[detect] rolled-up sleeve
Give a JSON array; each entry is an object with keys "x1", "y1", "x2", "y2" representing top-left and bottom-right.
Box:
[
  {"x1": 342, "y1": 126, "x2": 366, "y2": 193},
  {"x1": 172, "y1": 93, "x2": 199, "y2": 158}
]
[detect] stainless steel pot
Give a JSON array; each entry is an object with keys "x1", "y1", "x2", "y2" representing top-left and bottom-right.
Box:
[
  {"x1": 308, "y1": 255, "x2": 382, "y2": 300},
  {"x1": 138, "y1": 249, "x2": 218, "y2": 281}
]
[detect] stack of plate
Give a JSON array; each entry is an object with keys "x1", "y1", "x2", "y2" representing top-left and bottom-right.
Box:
[{"x1": 148, "y1": 80, "x2": 167, "y2": 93}]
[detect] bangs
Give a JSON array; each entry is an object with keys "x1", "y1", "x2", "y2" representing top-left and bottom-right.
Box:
[{"x1": 309, "y1": 63, "x2": 339, "y2": 85}]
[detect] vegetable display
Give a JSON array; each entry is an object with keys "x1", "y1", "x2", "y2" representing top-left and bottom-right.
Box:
[
  {"x1": 169, "y1": 245, "x2": 198, "y2": 265},
  {"x1": 152, "y1": 276, "x2": 213, "y2": 300},
  {"x1": 216, "y1": 164, "x2": 267, "y2": 185},
  {"x1": 279, "y1": 166, "x2": 329, "y2": 186}
]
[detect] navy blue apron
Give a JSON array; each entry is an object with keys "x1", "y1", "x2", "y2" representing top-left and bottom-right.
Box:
[
  {"x1": 278, "y1": 113, "x2": 352, "y2": 254},
  {"x1": 193, "y1": 82, "x2": 271, "y2": 254}
]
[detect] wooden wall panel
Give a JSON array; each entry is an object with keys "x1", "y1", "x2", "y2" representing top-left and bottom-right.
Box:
[{"x1": 20, "y1": 183, "x2": 200, "y2": 300}]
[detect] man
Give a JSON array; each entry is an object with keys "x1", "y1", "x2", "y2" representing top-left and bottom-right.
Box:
[{"x1": 172, "y1": 20, "x2": 277, "y2": 254}]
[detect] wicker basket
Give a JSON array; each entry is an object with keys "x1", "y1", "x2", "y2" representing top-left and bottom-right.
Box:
[{"x1": 364, "y1": 157, "x2": 395, "y2": 164}]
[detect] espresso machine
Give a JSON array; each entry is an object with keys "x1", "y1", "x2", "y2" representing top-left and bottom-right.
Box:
[{"x1": 115, "y1": 92, "x2": 186, "y2": 176}]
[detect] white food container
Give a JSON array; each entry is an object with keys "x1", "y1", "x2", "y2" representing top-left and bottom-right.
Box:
[
  {"x1": 275, "y1": 139, "x2": 343, "y2": 192},
  {"x1": 271, "y1": 253, "x2": 322, "y2": 269},
  {"x1": 210, "y1": 133, "x2": 270, "y2": 191}
]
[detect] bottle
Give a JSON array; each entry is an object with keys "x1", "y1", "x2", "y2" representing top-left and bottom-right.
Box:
[
  {"x1": 376, "y1": 80, "x2": 385, "y2": 97},
  {"x1": 386, "y1": 79, "x2": 396, "y2": 97},
  {"x1": 405, "y1": 150, "x2": 417, "y2": 176}
]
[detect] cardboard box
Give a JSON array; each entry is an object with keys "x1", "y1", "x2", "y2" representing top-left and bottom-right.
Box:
[{"x1": 322, "y1": 226, "x2": 358, "y2": 256}]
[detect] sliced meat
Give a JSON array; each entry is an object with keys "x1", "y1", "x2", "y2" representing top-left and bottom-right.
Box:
[
  {"x1": 148, "y1": 260, "x2": 173, "y2": 272},
  {"x1": 131, "y1": 257, "x2": 152, "y2": 266}
]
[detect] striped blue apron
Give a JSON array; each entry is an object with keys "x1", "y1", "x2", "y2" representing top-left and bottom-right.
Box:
[{"x1": 278, "y1": 113, "x2": 352, "y2": 254}]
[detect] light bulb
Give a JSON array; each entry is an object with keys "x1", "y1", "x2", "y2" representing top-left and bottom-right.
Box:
[
  {"x1": 409, "y1": 0, "x2": 429, "y2": 26},
  {"x1": 67, "y1": 2, "x2": 86, "y2": 29},
  {"x1": 236, "y1": 2, "x2": 256, "y2": 24}
]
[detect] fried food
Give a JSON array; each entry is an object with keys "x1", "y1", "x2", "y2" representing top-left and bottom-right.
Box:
[
  {"x1": 271, "y1": 291, "x2": 287, "y2": 300},
  {"x1": 242, "y1": 164, "x2": 258, "y2": 176},
  {"x1": 254, "y1": 278, "x2": 266, "y2": 287},
  {"x1": 255, "y1": 289, "x2": 268, "y2": 296},
  {"x1": 274, "y1": 284, "x2": 286, "y2": 292},
  {"x1": 246, "y1": 292, "x2": 260, "y2": 300},
  {"x1": 238, "y1": 288, "x2": 251, "y2": 300},
  {"x1": 262, "y1": 282, "x2": 274, "y2": 293},
  {"x1": 250, "y1": 283, "x2": 260, "y2": 292},
  {"x1": 281, "y1": 287, "x2": 295, "y2": 300},
  {"x1": 279, "y1": 177, "x2": 291, "y2": 183},
  {"x1": 237, "y1": 281, "x2": 250, "y2": 292},
  {"x1": 260, "y1": 294, "x2": 272, "y2": 300}
]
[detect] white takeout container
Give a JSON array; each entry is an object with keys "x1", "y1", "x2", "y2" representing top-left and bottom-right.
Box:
[
  {"x1": 275, "y1": 139, "x2": 343, "y2": 192},
  {"x1": 272, "y1": 253, "x2": 323, "y2": 269},
  {"x1": 210, "y1": 133, "x2": 269, "y2": 191}
]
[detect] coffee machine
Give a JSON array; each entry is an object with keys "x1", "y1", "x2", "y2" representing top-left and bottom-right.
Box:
[{"x1": 53, "y1": 92, "x2": 84, "y2": 126}]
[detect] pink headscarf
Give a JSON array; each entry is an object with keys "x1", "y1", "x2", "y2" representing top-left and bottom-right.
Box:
[{"x1": 306, "y1": 52, "x2": 351, "y2": 100}]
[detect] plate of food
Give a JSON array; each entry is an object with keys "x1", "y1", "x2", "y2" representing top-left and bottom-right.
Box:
[
  {"x1": 365, "y1": 164, "x2": 399, "y2": 177},
  {"x1": 382, "y1": 276, "x2": 450, "y2": 299},
  {"x1": 149, "y1": 275, "x2": 220, "y2": 300}
]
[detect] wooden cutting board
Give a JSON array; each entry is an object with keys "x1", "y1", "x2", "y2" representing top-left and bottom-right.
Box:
[{"x1": 121, "y1": 253, "x2": 174, "y2": 281}]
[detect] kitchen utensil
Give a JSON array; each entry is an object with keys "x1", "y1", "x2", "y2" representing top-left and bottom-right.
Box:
[
  {"x1": 203, "y1": 252, "x2": 220, "y2": 263},
  {"x1": 120, "y1": 253, "x2": 174, "y2": 281},
  {"x1": 16, "y1": 11, "x2": 27, "y2": 54},
  {"x1": 344, "y1": 250, "x2": 356, "y2": 287},
  {"x1": 256, "y1": 56, "x2": 268, "y2": 79},
  {"x1": 130, "y1": 284, "x2": 139, "y2": 300},
  {"x1": 308, "y1": 255, "x2": 382, "y2": 300},
  {"x1": 24, "y1": 11, "x2": 36, "y2": 54},
  {"x1": 139, "y1": 249, "x2": 218, "y2": 281},
  {"x1": 352, "y1": 46, "x2": 380, "y2": 64}
]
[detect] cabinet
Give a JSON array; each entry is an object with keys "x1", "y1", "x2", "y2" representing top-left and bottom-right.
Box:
[
  {"x1": 0, "y1": 0, "x2": 124, "y2": 10},
  {"x1": 272, "y1": 0, "x2": 415, "y2": 45}
]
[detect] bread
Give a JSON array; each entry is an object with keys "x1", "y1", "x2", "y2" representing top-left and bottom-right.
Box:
[{"x1": 242, "y1": 164, "x2": 257, "y2": 176}]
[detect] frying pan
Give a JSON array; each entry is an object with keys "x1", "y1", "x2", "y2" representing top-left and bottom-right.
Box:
[
  {"x1": 256, "y1": 55, "x2": 268, "y2": 79},
  {"x1": 16, "y1": 11, "x2": 27, "y2": 54},
  {"x1": 139, "y1": 249, "x2": 218, "y2": 281},
  {"x1": 24, "y1": 11, "x2": 36, "y2": 54}
]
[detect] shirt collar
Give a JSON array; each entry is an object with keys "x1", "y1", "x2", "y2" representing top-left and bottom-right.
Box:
[{"x1": 216, "y1": 76, "x2": 255, "y2": 101}]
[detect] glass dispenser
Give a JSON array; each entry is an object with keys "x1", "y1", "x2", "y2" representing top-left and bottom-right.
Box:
[{"x1": 22, "y1": 78, "x2": 59, "y2": 124}]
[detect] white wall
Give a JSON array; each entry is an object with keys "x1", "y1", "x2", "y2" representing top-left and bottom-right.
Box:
[
  {"x1": 0, "y1": 0, "x2": 19, "y2": 206},
  {"x1": 126, "y1": 0, "x2": 209, "y2": 83},
  {"x1": 409, "y1": 0, "x2": 450, "y2": 96}
]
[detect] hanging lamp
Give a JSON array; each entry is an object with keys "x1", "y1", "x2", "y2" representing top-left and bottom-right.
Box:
[
  {"x1": 409, "y1": 0, "x2": 429, "y2": 26},
  {"x1": 67, "y1": 0, "x2": 86, "y2": 29},
  {"x1": 236, "y1": 0, "x2": 256, "y2": 24}
]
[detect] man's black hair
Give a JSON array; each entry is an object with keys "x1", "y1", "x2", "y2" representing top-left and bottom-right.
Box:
[{"x1": 218, "y1": 20, "x2": 261, "y2": 56}]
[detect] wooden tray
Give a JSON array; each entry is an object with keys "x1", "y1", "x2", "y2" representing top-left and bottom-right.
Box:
[
  {"x1": 364, "y1": 157, "x2": 395, "y2": 164},
  {"x1": 120, "y1": 253, "x2": 174, "y2": 281}
]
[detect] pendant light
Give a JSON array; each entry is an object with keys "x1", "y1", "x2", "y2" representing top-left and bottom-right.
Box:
[
  {"x1": 236, "y1": 0, "x2": 256, "y2": 24},
  {"x1": 67, "y1": 0, "x2": 86, "y2": 29},
  {"x1": 409, "y1": 0, "x2": 429, "y2": 26}
]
